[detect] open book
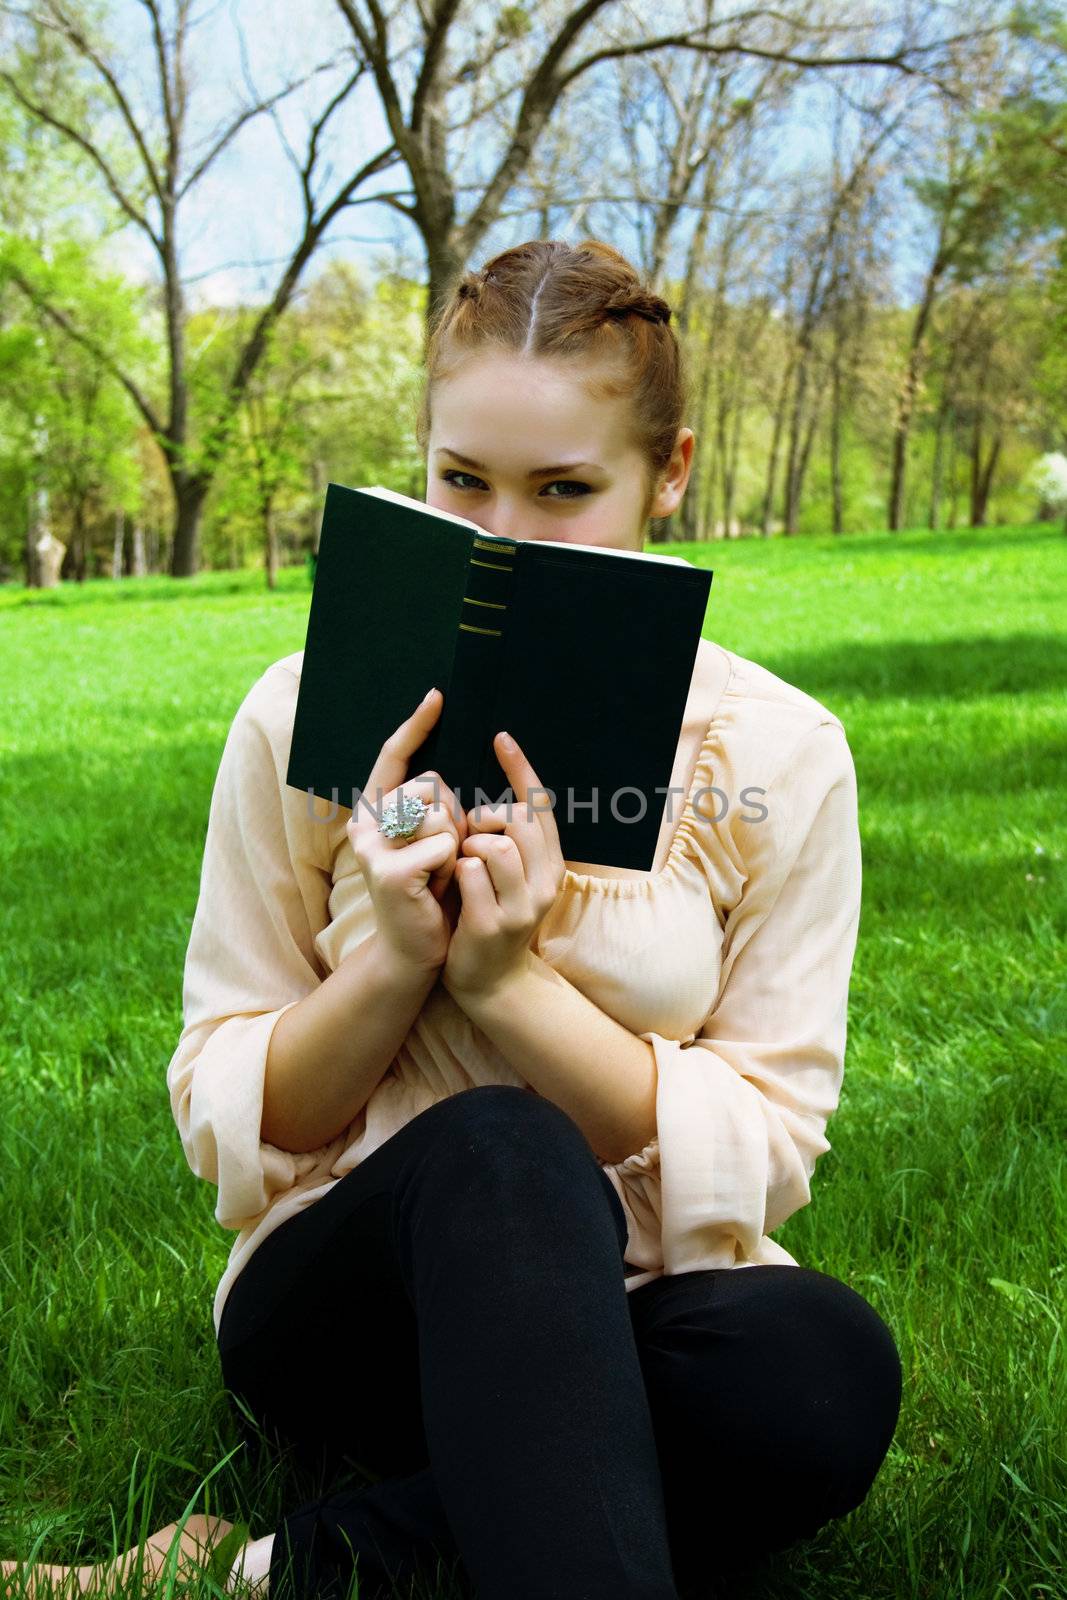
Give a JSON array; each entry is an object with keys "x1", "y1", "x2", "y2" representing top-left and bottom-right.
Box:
[{"x1": 286, "y1": 482, "x2": 713, "y2": 870}]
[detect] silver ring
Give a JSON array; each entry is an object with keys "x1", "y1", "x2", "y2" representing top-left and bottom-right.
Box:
[{"x1": 378, "y1": 793, "x2": 428, "y2": 840}]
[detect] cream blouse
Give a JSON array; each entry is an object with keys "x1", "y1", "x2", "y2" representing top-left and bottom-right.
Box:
[{"x1": 166, "y1": 642, "x2": 862, "y2": 1339}]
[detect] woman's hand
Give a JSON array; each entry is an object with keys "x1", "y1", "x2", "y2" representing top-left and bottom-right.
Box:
[
  {"x1": 441, "y1": 731, "x2": 566, "y2": 1000},
  {"x1": 346, "y1": 689, "x2": 469, "y2": 976}
]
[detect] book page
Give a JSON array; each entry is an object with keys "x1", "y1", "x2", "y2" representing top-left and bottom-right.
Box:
[{"x1": 355, "y1": 484, "x2": 691, "y2": 567}]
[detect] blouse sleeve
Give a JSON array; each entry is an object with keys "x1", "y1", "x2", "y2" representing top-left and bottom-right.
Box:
[
  {"x1": 165, "y1": 664, "x2": 341, "y2": 1230},
  {"x1": 606, "y1": 718, "x2": 862, "y2": 1272}
]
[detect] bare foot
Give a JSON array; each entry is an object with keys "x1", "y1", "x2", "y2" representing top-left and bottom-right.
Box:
[{"x1": 2, "y1": 1514, "x2": 236, "y2": 1598}]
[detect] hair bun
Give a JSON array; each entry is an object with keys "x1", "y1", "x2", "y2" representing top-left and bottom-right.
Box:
[{"x1": 602, "y1": 287, "x2": 672, "y2": 327}]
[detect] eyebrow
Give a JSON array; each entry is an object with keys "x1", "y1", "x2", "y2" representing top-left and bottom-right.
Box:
[{"x1": 435, "y1": 447, "x2": 600, "y2": 479}]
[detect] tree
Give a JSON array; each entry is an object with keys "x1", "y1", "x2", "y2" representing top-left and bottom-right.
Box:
[
  {"x1": 202, "y1": 260, "x2": 426, "y2": 575},
  {"x1": 0, "y1": 0, "x2": 387, "y2": 574},
  {"x1": 0, "y1": 236, "x2": 146, "y2": 578},
  {"x1": 884, "y1": 17, "x2": 1058, "y2": 530},
  {"x1": 984, "y1": 4, "x2": 1067, "y2": 527},
  {"x1": 1, "y1": 0, "x2": 997, "y2": 572}
]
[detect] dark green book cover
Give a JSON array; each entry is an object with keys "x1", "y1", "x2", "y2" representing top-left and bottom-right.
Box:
[{"x1": 286, "y1": 483, "x2": 713, "y2": 871}]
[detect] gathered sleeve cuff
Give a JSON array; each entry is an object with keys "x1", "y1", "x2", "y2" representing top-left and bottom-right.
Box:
[
  {"x1": 165, "y1": 665, "x2": 342, "y2": 1231},
  {"x1": 604, "y1": 719, "x2": 862, "y2": 1273}
]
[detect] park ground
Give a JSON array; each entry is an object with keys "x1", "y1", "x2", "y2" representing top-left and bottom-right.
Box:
[{"x1": 0, "y1": 521, "x2": 1063, "y2": 1600}]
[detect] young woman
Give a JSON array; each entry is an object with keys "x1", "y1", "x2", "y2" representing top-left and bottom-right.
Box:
[{"x1": 4, "y1": 239, "x2": 902, "y2": 1600}]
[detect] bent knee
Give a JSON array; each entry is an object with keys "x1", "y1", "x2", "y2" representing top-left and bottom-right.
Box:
[
  {"x1": 433, "y1": 1083, "x2": 587, "y2": 1146},
  {"x1": 419, "y1": 1084, "x2": 599, "y2": 1182},
  {"x1": 767, "y1": 1269, "x2": 902, "y2": 1476},
  {"x1": 645, "y1": 1266, "x2": 902, "y2": 1515},
  {"x1": 771, "y1": 1271, "x2": 902, "y2": 1515}
]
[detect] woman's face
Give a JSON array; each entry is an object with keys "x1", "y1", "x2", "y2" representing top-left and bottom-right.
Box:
[{"x1": 425, "y1": 350, "x2": 693, "y2": 550}]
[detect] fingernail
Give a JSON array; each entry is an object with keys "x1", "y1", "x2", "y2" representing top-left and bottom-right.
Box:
[
  {"x1": 498, "y1": 730, "x2": 516, "y2": 752},
  {"x1": 421, "y1": 687, "x2": 438, "y2": 704}
]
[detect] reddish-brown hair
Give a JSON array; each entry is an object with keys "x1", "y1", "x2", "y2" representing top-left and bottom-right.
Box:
[{"x1": 415, "y1": 238, "x2": 689, "y2": 523}]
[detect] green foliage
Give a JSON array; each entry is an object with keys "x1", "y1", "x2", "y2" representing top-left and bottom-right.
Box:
[
  {"x1": 200, "y1": 264, "x2": 428, "y2": 570},
  {"x1": 496, "y1": 6, "x2": 531, "y2": 42},
  {"x1": 0, "y1": 232, "x2": 153, "y2": 569}
]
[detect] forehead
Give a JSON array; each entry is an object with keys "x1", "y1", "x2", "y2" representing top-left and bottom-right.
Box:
[{"x1": 430, "y1": 350, "x2": 634, "y2": 463}]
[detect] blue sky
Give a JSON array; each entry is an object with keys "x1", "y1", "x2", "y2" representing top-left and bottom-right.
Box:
[{"x1": 99, "y1": 0, "x2": 933, "y2": 311}]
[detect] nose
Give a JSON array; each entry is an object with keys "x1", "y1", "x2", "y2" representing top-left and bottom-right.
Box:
[{"x1": 476, "y1": 498, "x2": 531, "y2": 544}]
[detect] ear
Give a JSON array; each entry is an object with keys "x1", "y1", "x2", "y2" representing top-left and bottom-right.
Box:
[{"x1": 648, "y1": 428, "x2": 695, "y2": 519}]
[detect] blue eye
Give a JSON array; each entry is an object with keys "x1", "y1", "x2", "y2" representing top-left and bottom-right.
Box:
[
  {"x1": 441, "y1": 470, "x2": 593, "y2": 499},
  {"x1": 541, "y1": 481, "x2": 592, "y2": 499}
]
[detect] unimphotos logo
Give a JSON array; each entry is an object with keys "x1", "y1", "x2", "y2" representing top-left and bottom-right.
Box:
[{"x1": 303, "y1": 781, "x2": 769, "y2": 826}]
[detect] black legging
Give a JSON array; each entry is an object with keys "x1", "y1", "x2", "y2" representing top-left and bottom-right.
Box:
[{"x1": 217, "y1": 1085, "x2": 902, "y2": 1600}]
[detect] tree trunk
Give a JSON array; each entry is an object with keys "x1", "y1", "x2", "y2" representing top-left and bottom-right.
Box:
[
  {"x1": 715, "y1": 367, "x2": 730, "y2": 537},
  {"x1": 25, "y1": 486, "x2": 47, "y2": 587},
  {"x1": 830, "y1": 347, "x2": 844, "y2": 534},
  {"x1": 761, "y1": 353, "x2": 794, "y2": 537},
  {"x1": 112, "y1": 510, "x2": 125, "y2": 578},
  {"x1": 424, "y1": 240, "x2": 467, "y2": 351},
  {"x1": 928, "y1": 395, "x2": 950, "y2": 530},
  {"x1": 723, "y1": 369, "x2": 747, "y2": 536},
  {"x1": 680, "y1": 304, "x2": 716, "y2": 542},
  {"x1": 170, "y1": 475, "x2": 210, "y2": 577},
  {"x1": 265, "y1": 499, "x2": 278, "y2": 590},
  {"x1": 72, "y1": 497, "x2": 88, "y2": 582},
  {"x1": 971, "y1": 428, "x2": 1002, "y2": 527},
  {"x1": 791, "y1": 359, "x2": 832, "y2": 533},
  {"x1": 888, "y1": 250, "x2": 946, "y2": 531},
  {"x1": 968, "y1": 412, "x2": 982, "y2": 526},
  {"x1": 131, "y1": 523, "x2": 147, "y2": 576},
  {"x1": 782, "y1": 346, "x2": 809, "y2": 536}
]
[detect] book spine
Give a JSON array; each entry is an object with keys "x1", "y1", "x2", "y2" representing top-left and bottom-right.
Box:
[{"x1": 435, "y1": 534, "x2": 517, "y2": 811}]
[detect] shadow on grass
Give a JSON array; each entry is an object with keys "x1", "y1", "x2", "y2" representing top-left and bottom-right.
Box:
[
  {"x1": 853, "y1": 731, "x2": 1066, "y2": 802},
  {"x1": 764, "y1": 634, "x2": 1067, "y2": 703}
]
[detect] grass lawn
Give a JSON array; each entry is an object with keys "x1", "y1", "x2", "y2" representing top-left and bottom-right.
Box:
[{"x1": 0, "y1": 521, "x2": 1063, "y2": 1600}]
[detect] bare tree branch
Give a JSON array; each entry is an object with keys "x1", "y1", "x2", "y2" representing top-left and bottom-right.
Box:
[
  {"x1": 454, "y1": 0, "x2": 617, "y2": 254},
  {"x1": 557, "y1": 25, "x2": 1010, "y2": 99},
  {"x1": 0, "y1": 70, "x2": 160, "y2": 247},
  {"x1": 179, "y1": 54, "x2": 343, "y2": 199},
  {"x1": 410, "y1": 0, "x2": 462, "y2": 135},
  {"x1": 206, "y1": 137, "x2": 402, "y2": 462},
  {"x1": 303, "y1": 59, "x2": 368, "y2": 210},
  {"x1": 137, "y1": 0, "x2": 175, "y2": 165},
  {"x1": 334, "y1": 0, "x2": 411, "y2": 160},
  {"x1": 42, "y1": 0, "x2": 165, "y2": 202}
]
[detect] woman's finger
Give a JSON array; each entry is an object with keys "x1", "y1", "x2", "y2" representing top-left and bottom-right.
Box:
[
  {"x1": 490, "y1": 731, "x2": 564, "y2": 870},
  {"x1": 362, "y1": 688, "x2": 444, "y2": 810},
  {"x1": 466, "y1": 788, "x2": 549, "y2": 889},
  {"x1": 460, "y1": 834, "x2": 527, "y2": 911}
]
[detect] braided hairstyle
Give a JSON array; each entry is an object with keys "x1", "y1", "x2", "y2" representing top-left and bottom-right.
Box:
[{"x1": 415, "y1": 239, "x2": 688, "y2": 523}]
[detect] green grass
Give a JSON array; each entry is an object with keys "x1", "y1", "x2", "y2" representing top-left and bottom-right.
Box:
[{"x1": 1, "y1": 521, "x2": 1064, "y2": 1600}]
